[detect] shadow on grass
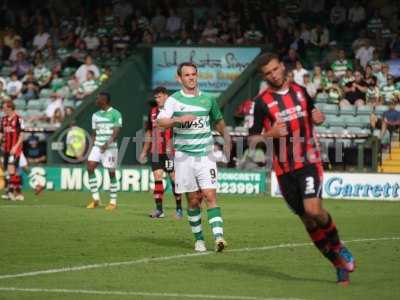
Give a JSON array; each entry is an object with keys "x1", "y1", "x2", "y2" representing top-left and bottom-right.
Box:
[{"x1": 200, "y1": 261, "x2": 333, "y2": 284}]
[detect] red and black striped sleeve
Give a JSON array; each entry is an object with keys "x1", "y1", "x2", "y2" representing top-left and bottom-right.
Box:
[{"x1": 248, "y1": 97, "x2": 269, "y2": 136}]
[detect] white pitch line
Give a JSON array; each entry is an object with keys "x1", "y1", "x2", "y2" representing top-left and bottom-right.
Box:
[
  {"x1": 0, "y1": 287, "x2": 303, "y2": 300},
  {"x1": 0, "y1": 236, "x2": 399, "y2": 281}
]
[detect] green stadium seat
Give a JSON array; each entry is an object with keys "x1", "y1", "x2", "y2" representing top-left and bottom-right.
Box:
[
  {"x1": 315, "y1": 93, "x2": 328, "y2": 103},
  {"x1": 64, "y1": 99, "x2": 75, "y2": 107},
  {"x1": 320, "y1": 104, "x2": 339, "y2": 115},
  {"x1": 39, "y1": 89, "x2": 53, "y2": 98},
  {"x1": 358, "y1": 115, "x2": 371, "y2": 128},
  {"x1": 61, "y1": 67, "x2": 76, "y2": 78},
  {"x1": 340, "y1": 106, "x2": 356, "y2": 116},
  {"x1": 26, "y1": 100, "x2": 42, "y2": 110},
  {"x1": 375, "y1": 105, "x2": 389, "y2": 116},
  {"x1": 356, "y1": 105, "x2": 373, "y2": 116},
  {"x1": 13, "y1": 99, "x2": 26, "y2": 110},
  {"x1": 325, "y1": 114, "x2": 345, "y2": 127},
  {"x1": 315, "y1": 103, "x2": 324, "y2": 111},
  {"x1": 26, "y1": 109, "x2": 42, "y2": 118},
  {"x1": 343, "y1": 115, "x2": 363, "y2": 127}
]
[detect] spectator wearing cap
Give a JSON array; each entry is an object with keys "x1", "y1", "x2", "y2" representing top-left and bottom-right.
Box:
[
  {"x1": 75, "y1": 55, "x2": 100, "y2": 84},
  {"x1": 24, "y1": 135, "x2": 46, "y2": 165}
]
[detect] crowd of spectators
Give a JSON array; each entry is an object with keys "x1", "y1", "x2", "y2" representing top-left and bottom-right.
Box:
[{"x1": 1, "y1": 0, "x2": 400, "y2": 166}]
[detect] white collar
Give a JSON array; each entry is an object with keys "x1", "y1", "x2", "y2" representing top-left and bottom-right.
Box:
[{"x1": 180, "y1": 89, "x2": 201, "y2": 98}]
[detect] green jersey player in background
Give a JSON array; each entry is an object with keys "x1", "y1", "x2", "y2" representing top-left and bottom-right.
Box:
[
  {"x1": 157, "y1": 62, "x2": 231, "y2": 252},
  {"x1": 86, "y1": 92, "x2": 122, "y2": 211}
]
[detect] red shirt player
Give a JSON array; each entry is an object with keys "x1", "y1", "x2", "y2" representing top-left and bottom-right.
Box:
[
  {"x1": 249, "y1": 53, "x2": 355, "y2": 285},
  {"x1": 0, "y1": 101, "x2": 24, "y2": 200},
  {"x1": 140, "y1": 86, "x2": 182, "y2": 219}
]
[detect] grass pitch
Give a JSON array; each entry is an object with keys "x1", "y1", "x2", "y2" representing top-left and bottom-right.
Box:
[{"x1": 0, "y1": 191, "x2": 399, "y2": 300}]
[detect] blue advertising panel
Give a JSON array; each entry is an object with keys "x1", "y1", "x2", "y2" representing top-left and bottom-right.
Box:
[{"x1": 152, "y1": 47, "x2": 261, "y2": 91}]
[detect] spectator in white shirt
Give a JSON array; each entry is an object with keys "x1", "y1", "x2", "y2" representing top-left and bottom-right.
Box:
[
  {"x1": 75, "y1": 55, "x2": 100, "y2": 84},
  {"x1": 310, "y1": 24, "x2": 330, "y2": 50},
  {"x1": 355, "y1": 40, "x2": 375, "y2": 70},
  {"x1": 33, "y1": 24, "x2": 50, "y2": 51},
  {"x1": 303, "y1": 73, "x2": 317, "y2": 98},
  {"x1": 293, "y1": 60, "x2": 308, "y2": 87},
  {"x1": 201, "y1": 20, "x2": 219, "y2": 44},
  {"x1": 348, "y1": 1, "x2": 366, "y2": 28},
  {"x1": 276, "y1": 11, "x2": 294, "y2": 30},
  {"x1": 6, "y1": 72, "x2": 22, "y2": 99},
  {"x1": 83, "y1": 30, "x2": 100, "y2": 51}
]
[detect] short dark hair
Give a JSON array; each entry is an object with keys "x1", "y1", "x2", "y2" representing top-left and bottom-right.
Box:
[
  {"x1": 99, "y1": 92, "x2": 111, "y2": 103},
  {"x1": 3, "y1": 100, "x2": 15, "y2": 110},
  {"x1": 257, "y1": 53, "x2": 280, "y2": 71},
  {"x1": 177, "y1": 62, "x2": 198, "y2": 76},
  {"x1": 152, "y1": 86, "x2": 169, "y2": 96}
]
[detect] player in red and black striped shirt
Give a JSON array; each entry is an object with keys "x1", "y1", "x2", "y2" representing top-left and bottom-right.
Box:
[
  {"x1": 0, "y1": 101, "x2": 24, "y2": 200},
  {"x1": 249, "y1": 53, "x2": 355, "y2": 285},
  {"x1": 139, "y1": 87, "x2": 183, "y2": 219}
]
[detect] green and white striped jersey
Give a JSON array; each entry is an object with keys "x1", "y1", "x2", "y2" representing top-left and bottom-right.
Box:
[
  {"x1": 331, "y1": 59, "x2": 353, "y2": 78},
  {"x1": 158, "y1": 90, "x2": 223, "y2": 156},
  {"x1": 92, "y1": 107, "x2": 122, "y2": 149}
]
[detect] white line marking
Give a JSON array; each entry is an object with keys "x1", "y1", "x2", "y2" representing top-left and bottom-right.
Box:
[
  {"x1": 0, "y1": 287, "x2": 302, "y2": 300},
  {"x1": 0, "y1": 236, "x2": 398, "y2": 281}
]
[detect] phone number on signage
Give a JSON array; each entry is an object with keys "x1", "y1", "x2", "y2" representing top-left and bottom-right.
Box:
[{"x1": 217, "y1": 182, "x2": 260, "y2": 194}]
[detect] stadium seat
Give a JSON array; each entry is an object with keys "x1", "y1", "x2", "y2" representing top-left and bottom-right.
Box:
[
  {"x1": 26, "y1": 100, "x2": 42, "y2": 110},
  {"x1": 358, "y1": 115, "x2": 371, "y2": 128},
  {"x1": 356, "y1": 105, "x2": 373, "y2": 116},
  {"x1": 26, "y1": 109, "x2": 42, "y2": 118},
  {"x1": 316, "y1": 93, "x2": 328, "y2": 103},
  {"x1": 375, "y1": 105, "x2": 389, "y2": 116},
  {"x1": 64, "y1": 99, "x2": 75, "y2": 107},
  {"x1": 325, "y1": 114, "x2": 345, "y2": 127},
  {"x1": 39, "y1": 89, "x2": 53, "y2": 98},
  {"x1": 340, "y1": 106, "x2": 356, "y2": 116},
  {"x1": 315, "y1": 103, "x2": 324, "y2": 111},
  {"x1": 320, "y1": 104, "x2": 339, "y2": 115},
  {"x1": 14, "y1": 99, "x2": 26, "y2": 110},
  {"x1": 343, "y1": 115, "x2": 363, "y2": 127}
]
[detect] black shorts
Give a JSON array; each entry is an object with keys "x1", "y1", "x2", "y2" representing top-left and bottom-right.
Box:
[
  {"x1": 150, "y1": 153, "x2": 174, "y2": 172},
  {"x1": 3, "y1": 153, "x2": 20, "y2": 170},
  {"x1": 277, "y1": 164, "x2": 323, "y2": 215}
]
